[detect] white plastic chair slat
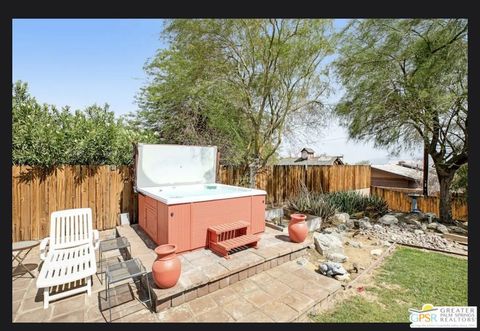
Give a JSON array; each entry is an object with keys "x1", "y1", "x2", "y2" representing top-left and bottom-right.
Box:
[
  {"x1": 75, "y1": 215, "x2": 79, "y2": 242},
  {"x1": 37, "y1": 208, "x2": 98, "y2": 305},
  {"x1": 66, "y1": 216, "x2": 71, "y2": 244}
]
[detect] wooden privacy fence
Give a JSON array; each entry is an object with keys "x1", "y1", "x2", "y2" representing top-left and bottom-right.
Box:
[
  {"x1": 12, "y1": 165, "x2": 136, "y2": 242},
  {"x1": 371, "y1": 186, "x2": 468, "y2": 221},
  {"x1": 12, "y1": 164, "x2": 371, "y2": 241},
  {"x1": 218, "y1": 165, "x2": 371, "y2": 205}
]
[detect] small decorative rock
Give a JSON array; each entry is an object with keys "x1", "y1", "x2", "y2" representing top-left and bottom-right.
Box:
[
  {"x1": 358, "y1": 219, "x2": 372, "y2": 230},
  {"x1": 378, "y1": 214, "x2": 399, "y2": 225},
  {"x1": 296, "y1": 257, "x2": 308, "y2": 266},
  {"x1": 346, "y1": 219, "x2": 355, "y2": 229},
  {"x1": 425, "y1": 212, "x2": 438, "y2": 223},
  {"x1": 326, "y1": 252, "x2": 348, "y2": 263},
  {"x1": 370, "y1": 249, "x2": 383, "y2": 257},
  {"x1": 323, "y1": 227, "x2": 337, "y2": 234},
  {"x1": 337, "y1": 224, "x2": 348, "y2": 232},
  {"x1": 346, "y1": 240, "x2": 362, "y2": 248},
  {"x1": 373, "y1": 224, "x2": 383, "y2": 231},
  {"x1": 331, "y1": 212, "x2": 350, "y2": 224},
  {"x1": 414, "y1": 230, "x2": 424, "y2": 235}
]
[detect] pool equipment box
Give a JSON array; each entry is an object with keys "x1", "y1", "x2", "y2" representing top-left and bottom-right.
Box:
[{"x1": 134, "y1": 144, "x2": 267, "y2": 253}]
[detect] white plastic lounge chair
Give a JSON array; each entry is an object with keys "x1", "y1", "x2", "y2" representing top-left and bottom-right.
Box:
[{"x1": 36, "y1": 208, "x2": 100, "y2": 308}]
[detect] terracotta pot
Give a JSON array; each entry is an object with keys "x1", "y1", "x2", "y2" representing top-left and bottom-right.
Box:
[
  {"x1": 152, "y1": 244, "x2": 181, "y2": 289},
  {"x1": 288, "y1": 213, "x2": 308, "y2": 243}
]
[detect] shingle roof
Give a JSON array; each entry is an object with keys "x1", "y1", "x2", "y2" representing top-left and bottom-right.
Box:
[{"x1": 371, "y1": 164, "x2": 423, "y2": 180}]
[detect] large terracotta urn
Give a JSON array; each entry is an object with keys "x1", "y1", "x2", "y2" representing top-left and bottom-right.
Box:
[
  {"x1": 288, "y1": 213, "x2": 308, "y2": 243},
  {"x1": 152, "y1": 244, "x2": 181, "y2": 289}
]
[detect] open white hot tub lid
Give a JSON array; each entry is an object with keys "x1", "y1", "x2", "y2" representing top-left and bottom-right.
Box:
[
  {"x1": 135, "y1": 143, "x2": 218, "y2": 188},
  {"x1": 135, "y1": 144, "x2": 266, "y2": 204}
]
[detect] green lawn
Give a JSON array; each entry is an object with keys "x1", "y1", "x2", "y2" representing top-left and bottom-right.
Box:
[{"x1": 312, "y1": 247, "x2": 468, "y2": 323}]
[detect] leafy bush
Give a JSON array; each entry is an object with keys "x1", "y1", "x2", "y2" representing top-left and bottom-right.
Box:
[
  {"x1": 325, "y1": 191, "x2": 388, "y2": 217},
  {"x1": 287, "y1": 183, "x2": 337, "y2": 221},
  {"x1": 12, "y1": 81, "x2": 156, "y2": 166}
]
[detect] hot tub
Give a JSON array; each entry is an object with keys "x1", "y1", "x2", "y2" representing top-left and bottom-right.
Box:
[{"x1": 134, "y1": 144, "x2": 266, "y2": 253}]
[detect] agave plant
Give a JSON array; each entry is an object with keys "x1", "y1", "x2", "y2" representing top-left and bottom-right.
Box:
[
  {"x1": 324, "y1": 191, "x2": 388, "y2": 217},
  {"x1": 287, "y1": 182, "x2": 337, "y2": 220},
  {"x1": 310, "y1": 194, "x2": 337, "y2": 221},
  {"x1": 287, "y1": 182, "x2": 313, "y2": 213}
]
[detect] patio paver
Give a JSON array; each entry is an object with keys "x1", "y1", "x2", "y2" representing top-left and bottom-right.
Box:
[
  {"x1": 155, "y1": 259, "x2": 342, "y2": 322},
  {"x1": 13, "y1": 226, "x2": 338, "y2": 323}
]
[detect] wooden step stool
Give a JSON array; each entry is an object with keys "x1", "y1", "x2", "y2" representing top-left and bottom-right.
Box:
[{"x1": 208, "y1": 221, "x2": 259, "y2": 259}]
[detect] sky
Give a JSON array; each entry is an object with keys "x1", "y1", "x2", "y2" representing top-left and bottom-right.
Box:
[{"x1": 12, "y1": 19, "x2": 422, "y2": 164}]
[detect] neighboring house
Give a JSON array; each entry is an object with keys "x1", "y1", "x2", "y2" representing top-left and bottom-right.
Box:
[
  {"x1": 277, "y1": 148, "x2": 344, "y2": 166},
  {"x1": 371, "y1": 161, "x2": 439, "y2": 193}
]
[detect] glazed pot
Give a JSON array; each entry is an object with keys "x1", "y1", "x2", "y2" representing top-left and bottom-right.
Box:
[
  {"x1": 152, "y1": 244, "x2": 181, "y2": 289},
  {"x1": 288, "y1": 213, "x2": 308, "y2": 243}
]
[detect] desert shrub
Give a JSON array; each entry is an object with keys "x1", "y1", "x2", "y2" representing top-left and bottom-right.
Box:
[
  {"x1": 324, "y1": 191, "x2": 388, "y2": 217},
  {"x1": 364, "y1": 194, "x2": 389, "y2": 216},
  {"x1": 287, "y1": 183, "x2": 337, "y2": 221}
]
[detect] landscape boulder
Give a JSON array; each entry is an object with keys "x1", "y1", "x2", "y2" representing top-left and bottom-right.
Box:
[
  {"x1": 436, "y1": 224, "x2": 449, "y2": 234},
  {"x1": 427, "y1": 222, "x2": 439, "y2": 230},
  {"x1": 447, "y1": 226, "x2": 467, "y2": 235},
  {"x1": 331, "y1": 212, "x2": 350, "y2": 225},
  {"x1": 358, "y1": 218, "x2": 373, "y2": 230},
  {"x1": 378, "y1": 214, "x2": 399, "y2": 225},
  {"x1": 319, "y1": 261, "x2": 347, "y2": 277},
  {"x1": 314, "y1": 232, "x2": 344, "y2": 256},
  {"x1": 305, "y1": 215, "x2": 322, "y2": 232},
  {"x1": 370, "y1": 249, "x2": 383, "y2": 257},
  {"x1": 400, "y1": 212, "x2": 425, "y2": 224}
]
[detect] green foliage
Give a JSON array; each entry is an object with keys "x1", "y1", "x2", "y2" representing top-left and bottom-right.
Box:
[
  {"x1": 334, "y1": 19, "x2": 467, "y2": 222},
  {"x1": 312, "y1": 247, "x2": 467, "y2": 322},
  {"x1": 287, "y1": 183, "x2": 337, "y2": 221},
  {"x1": 335, "y1": 19, "x2": 467, "y2": 153},
  {"x1": 451, "y1": 163, "x2": 468, "y2": 198},
  {"x1": 325, "y1": 191, "x2": 388, "y2": 217},
  {"x1": 12, "y1": 81, "x2": 155, "y2": 166},
  {"x1": 133, "y1": 19, "x2": 334, "y2": 167}
]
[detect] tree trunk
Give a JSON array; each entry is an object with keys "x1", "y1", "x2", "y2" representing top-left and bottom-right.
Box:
[
  {"x1": 437, "y1": 170, "x2": 455, "y2": 224},
  {"x1": 249, "y1": 165, "x2": 257, "y2": 188}
]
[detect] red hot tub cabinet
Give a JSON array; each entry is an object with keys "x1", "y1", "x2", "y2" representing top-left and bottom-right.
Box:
[
  {"x1": 135, "y1": 144, "x2": 267, "y2": 254},
  {"x1": 138, "y1": 194, "x2": 266, "y2": 253}
]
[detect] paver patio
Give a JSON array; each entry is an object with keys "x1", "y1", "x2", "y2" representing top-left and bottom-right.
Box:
[
  {"x1": 12, "y1": 227, "x2": 341, "y2": 322},
  {"x1": 156, "y1": 259, "x2": 341, "y2": 322}
]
